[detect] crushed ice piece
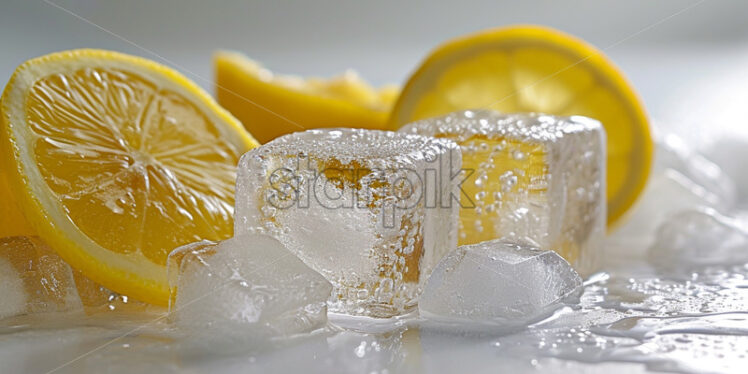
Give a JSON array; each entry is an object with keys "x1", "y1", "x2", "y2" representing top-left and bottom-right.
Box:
[
  {"x1": 234, "y1": 128, "x2": 461, "y2": 317},
  {"x1": 400, "y1": 110, "x2": 605, "y2": 275},
  {"x1": 648, "y1": 208, "x2": 748, "y2": 270},
  {"x1": 0, "y1": 236, "x2": 148, "y2": 319},
  {"x1": 656, "y1": 133, "x2": 736, "y2": 207},
  {"x1": 0, "y1": 236, "x2": 83, "y2": 320},
  {"x1": 167, "y1": 235, "x2": 332, "y2": 337},
  {"x1": 609, "y1": 170, "x2": 722, "y2": 248},
  {"x1": 702, "y1": 135, "x2": 748, "y2": 207},
  {"x1": 610, "y1": 133, "x2": 737, "y2": 247},
  {"x1": 419, "y1": 239, "x2": 582, "y2": 324}
]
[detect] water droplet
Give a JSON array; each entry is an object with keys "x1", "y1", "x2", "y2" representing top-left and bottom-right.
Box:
[
  {"x1": 261, "y1": 205, "x2": 277, "y2": 218},
  {"x1": 499, "y1": 171, "x2": 517, "y2": 192},
  {"x1": 354, "y1": 341, "x2": 367, "y2": 358}
]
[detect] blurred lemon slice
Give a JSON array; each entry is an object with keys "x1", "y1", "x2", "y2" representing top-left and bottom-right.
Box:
[
  {"x1": 0, "y1": 49, "x2": 258, "y2": 305},
  {"x1": 215, "y1": 51, "x2": 398, "y2": 143},
  {"x1": 389, "y1": 25, "x2": 653, "y2": 227}
]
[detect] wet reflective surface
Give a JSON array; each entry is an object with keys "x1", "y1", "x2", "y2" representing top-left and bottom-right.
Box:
[{"x1": 2, "y1": 243, "x2": 747, "y2": 374}]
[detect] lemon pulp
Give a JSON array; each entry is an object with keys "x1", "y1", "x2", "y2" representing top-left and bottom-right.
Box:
[{"x1": 28, "y1": 67, "x2": 240, "y2": 265}]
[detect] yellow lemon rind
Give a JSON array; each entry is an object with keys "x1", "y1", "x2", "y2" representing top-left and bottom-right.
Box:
[{"x1": 0, "y1": 49, "x2": 258, "y2": 305}]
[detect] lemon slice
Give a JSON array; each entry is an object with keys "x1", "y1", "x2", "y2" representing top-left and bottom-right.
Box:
[
  {"x1": 0, "y1": 49, "x2": 259, "y2": 305},
  {"x1": 214, "y1": 51, "x2": 398, "y2": 143},
  {"x1": 388, "y1": 25, "x2": 653, "y2": 226}
]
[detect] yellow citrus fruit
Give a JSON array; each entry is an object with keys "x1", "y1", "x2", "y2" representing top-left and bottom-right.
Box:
[
  {"x1": 214, "y1": 51, "x2": 398, "y2": 144},
  {"x1": 388, "y1": 25, "x2": 653, "y2": 227},
  {"x1": 0, "y1": 49, "x2": 259, "y2": 305}
]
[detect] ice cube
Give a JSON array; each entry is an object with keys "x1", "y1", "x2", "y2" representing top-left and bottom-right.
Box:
[
  {"x1": 419, "y1": 239, "x2": 582, "y2": 324},
  {"x1": 234, "y1": 128, "x2": 461, "y2": 317},
  {"x1": 400, "y1": 111, "x2": 605, "y2": 275},
  {"x1": 648, "y1": 208, "x2": 748, "y2": 270},
  {"x1": 0, "y1": 236, "x2": 82, "y2": 320},
  {"x1": 167, "y1": 235, "x2": 333, "y2": 336}
]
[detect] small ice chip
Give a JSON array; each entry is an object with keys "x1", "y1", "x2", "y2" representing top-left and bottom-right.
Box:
[
  {"x1": 167, "y1": 234, "x2": 332, "y2": 337},
  {"x1": 419, "y1": 239, "x2": 582, "y2": 325}
]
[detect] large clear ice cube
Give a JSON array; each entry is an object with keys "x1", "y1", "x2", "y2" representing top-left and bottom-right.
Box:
[
  {"x1": 419, "y1": 239, "x2": 582, "y2": 324},
  {"x1": 400, "y1": 111, "x2": 605, "y2": 275},
  {"x1": 235, "y1": 128, "x2": 461, "y2": 317},
  {"x1": 0, "y1": 236, "x2": 82, "y2": 319},
  {"x1": 167, "y1": 235, "x2": 332, "y2": 336}
]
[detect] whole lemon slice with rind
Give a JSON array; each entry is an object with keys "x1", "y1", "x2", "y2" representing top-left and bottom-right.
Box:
[
  {"x1": 215, "y1": 51, "x2": 398, "y2": 144},
  {"x1": 388, "y1": 25, "x2": 653, "y2": 227},
  {"x1": 0, "y1": 49, "x2": 259, "y2": 305}
]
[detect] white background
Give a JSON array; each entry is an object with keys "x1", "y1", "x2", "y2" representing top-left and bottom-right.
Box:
[{"x1": 1, "y1": 0, "x2": 748, "y2": 144}]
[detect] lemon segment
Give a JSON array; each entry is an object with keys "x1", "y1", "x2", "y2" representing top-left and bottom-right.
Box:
[
  {"x1": 214, "y1": 51, "x2": 397, "y2": 144},
  {"x1": 389, "y1": 25, "x2": 653, "y2": 226},
  {"x1": 0, "y1": 49, "x2": 258, "y2": 305}
]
